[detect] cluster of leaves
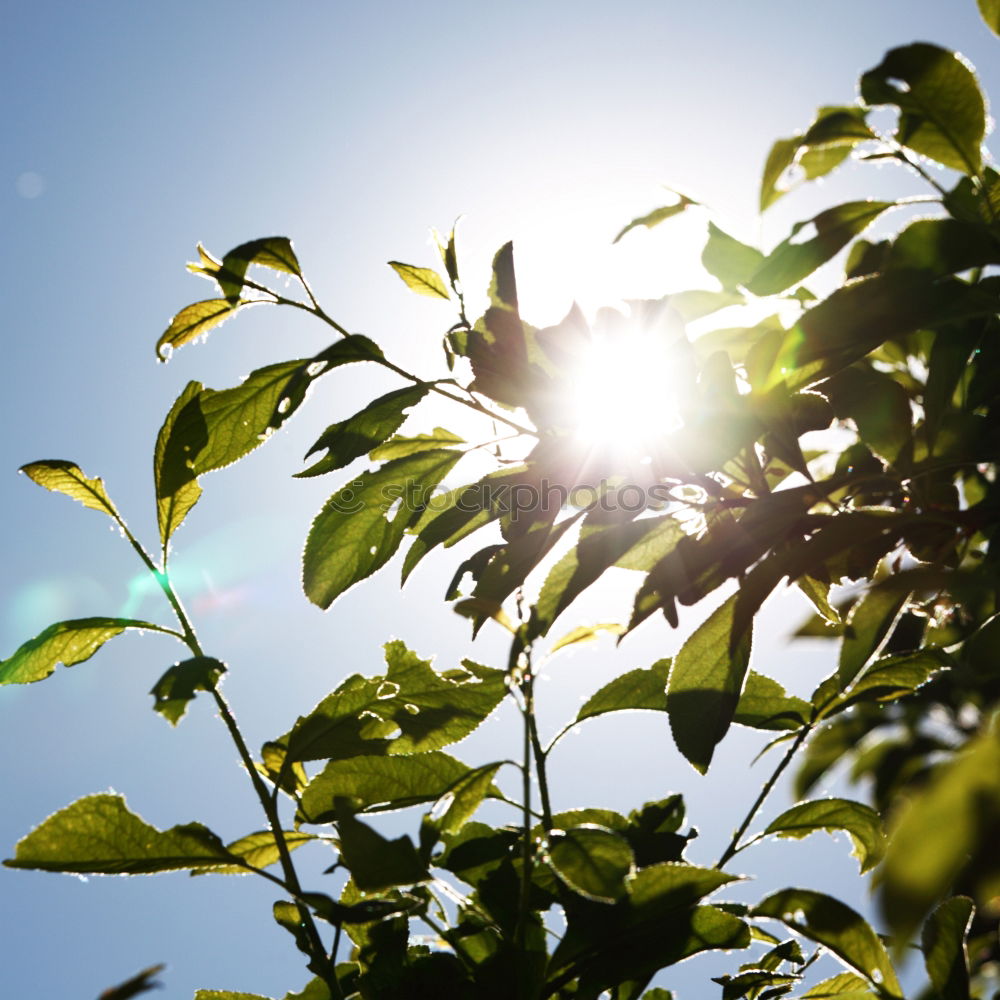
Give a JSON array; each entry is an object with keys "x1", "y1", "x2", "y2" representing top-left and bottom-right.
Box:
[{"x1": 6, "y1": 6, "x2": 1000, "y2": 998}]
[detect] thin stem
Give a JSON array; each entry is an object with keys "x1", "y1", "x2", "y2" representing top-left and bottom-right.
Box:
[
  {"x1": 524, "y1": 659, "x2": 554, "y2": 832},
  {"x1": 516, "y1": 664, "x2": 533, "y2": 956},
  {"x1": 715, "y1": 725, "x2": 812, "y2": 870}
]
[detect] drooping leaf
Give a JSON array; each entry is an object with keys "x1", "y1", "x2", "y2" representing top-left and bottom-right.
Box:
[
  {"x1": 154, "y1": 381, "x2": 204, "y2": 548},
  {"x1": 4, "y1": 794, "x2": 232, "y2": 874},
  {"x1": 370, "y1": 428, "x2": 465, "y2": 461},
  {"x1": 191, "y1": 830, "x2": 315, "y2": 877},
  {"x1": 613, "y1": 194, "x2": 696, "y2": 243},
  {"x1": 279, "y1": 641, "x2": 507, "y2": 763},
  {"x1": 922, "y1": 897, "x2": 974, "y2": 1000},
  {"x1": 732, "y1": 672, "x2": 810, "y2": 731},
  {"x1": 297, "y1": 385, "x2": 429, "y2": 478},
  {"x1": 547, "y1": 826, "x2": 635, "y2": 903},
  {"x1": 303, "y1": 449, "x2": 463, "y2": 609},
  {"x1": 387, "y1": 261, "x2": 450, "y2": 299},
  {"x1": 335, "y1": 805, "x2": 429, "y2": 891},
  {"x1": 298, "y1": 752, "x2": 481, "y2": 823},
  {"x1": 98, "y1": 965, "x2": 165, "y2": 1000},
  {"x1": 217, "y1": 237, "x2": 302, "y2": 302},
  {"x1": 860, "y1": 43, "x2": 985, "y2": 174},
  {"x1": 763, "y1": 799, "x2": 885, "y2": 873},
  {"x1": 702, "y1": 223, "x2": 765, "y2": 291},
  {"x1": 150, "y1": 656, "x2": 226, "y2": 726},
  {"x1": 0, "y1": 618, "x2": 172, "y2": 686},
  {"x1": 754, "y1": 889, "x2": 901, "y2": 997},
  {"x1": 667, "y1": 594, "x2": 753, "y2": 774},
  {"x1": 156, "y1": 298, "x2": 244, "y2": 359},
  {"x1": 576, "y1": 659, "x2": 670, "y2": 724},
  {"x1": 21, "y1": 460, "x2": 120, "y2": 521}
]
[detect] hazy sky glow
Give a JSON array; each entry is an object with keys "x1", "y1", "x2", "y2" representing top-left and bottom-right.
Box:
[{"x1": 2, "y1": 3, "x2": 998, "y2": 997}]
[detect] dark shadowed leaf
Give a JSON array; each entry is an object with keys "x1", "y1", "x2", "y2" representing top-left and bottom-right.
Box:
[
  {"x1": 860, "y1": 43, "x2": 985, "y2": 173},
  {"x1": 0, "y1": 618, "x2": 174, "y2": 686},
  {"x1": 922, "y1": 897, "x2": 974, "y2": 1000},
  {"x1": 21, "y1": 460, "x2": 120, "y2": 520},
  {"x1": 98, "y1": 965, "x2": 165, "y2": 1000},
  {"x1": 755, "y1": 890, "x2": 900, "y2": 996},
  {"x1": 297, "y1": 386, "x2": 429, "y2": 477},
  {"x1": 668, "y1": 595, "x2": 753, "y2": 773},
  {"x1": 150, "y1": 656, "x2": 226, "y2": 726},
  {"x1": 156, "y1": 298, "x2": 245, "y2": 359},
  {"x1": 547, "y1": 826, "x2": 635, "y2": 903},
  {"x1": 304, "y1": 449, "x2": 463, "y2": 609},
  {"x1": 576, "y1": 659, "x2": 670, "y2": 724},
  {"x1": 764, "y1": 799, "x2": 885, "y2": 873},
  {"x1": 335, "y1": 806, "x2": 429, "y2": 891},
  {"x1": 388, "y1": 261, "x2": 450, "y2": 299},
  {"x1": 216, "y1": 237, "x2": 302, "y2": 302},
  {"x1": 154, "y1": 381, "x2": 203, "y2": 548},
  {"x1": 888, "y1": 218, "x2": 1000, "y2": 276},
  {"x1": 4, "y1": 794, "x2": 232, "y2": 874},
  {"x1": 838, "y1": 586, "x2": 909, "y2": 686}
]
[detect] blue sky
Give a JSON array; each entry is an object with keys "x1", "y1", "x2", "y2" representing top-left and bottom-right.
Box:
[{"x1": 2, "y1": 2, "x2": 998, "y2": 997}]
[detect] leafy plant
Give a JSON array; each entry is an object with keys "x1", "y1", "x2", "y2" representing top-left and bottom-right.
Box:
[{"x1": 6, "y1": 5, "x2": 1000, "y2": 998}]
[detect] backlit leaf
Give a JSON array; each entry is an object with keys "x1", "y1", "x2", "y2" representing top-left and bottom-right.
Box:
[
  {"x1": 547, "y1": 826, "x2": 635, "y2": 903},
  {"x1": 733, "y1": 672, "x2": 810, "y2": 731},
  {"x1": 764, "y1": 798, "x2": 885, "y2": 873},
  {"x1": 191, "y1": 830, "x2": 315, "y2": 876},
  {"x1": 613, "y1": 195, "x2": 696, "y2": 243},
  {"x1": 577, "y1": 659, "x2": 670, "y2": 724},
  {"x1": 217, "y1": 236, "x2": 302, "y2": 302},
  {"x1": 922, "y1": 897, "x2": 974, "y2": 1000},
  {"x1": 150, "y1": 656, "x2": 226, "y2": 726},
  {"x1": 668, "y1": 594, "x2": 753, "y2": 774},
  {"x1": 979, "y1": 0, "x2": 1000, "y2": 35},
  {"x1": 4, "y1": 793, "x2": 232, "y2": 874},
  {"x1": 388, "y1": 261, "x2": 450, "y2": 299},
  {"x1": 549, "y1": 623, "x2": 625, "y2": 653},
  {"x1": 370, "y1": 428, "x2": 465, "y2": 461},
  {"x1": 426, "y1": 761, "x2": 503, "y2": 837},
  {"x1": 154, "y1": 381, "x2": 203, "y2": 548},
  {"x1": 0, "y1": 618, "x2": 172, "y2": 686},
  {"x1": 335, "y1": 806, "x2": 429, "y2": 891},
  {"x1": 702, "y1": 223, "x2": 765, "y2": 291},
  {"x1": 303, "y1": 449, "x2": 463, "y2": 609},
  {"x1": 156, "y1": 298, "x2": 244, "y2": 359},
  {"x1": 838, "y1": 585, "x2": 909, "y2": 686},
  {"x1": 21, "y1": 460, "x2": 119, "y2": 520}
]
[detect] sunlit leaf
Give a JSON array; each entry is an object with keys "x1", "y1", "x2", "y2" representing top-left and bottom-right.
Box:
[
  {"x1": 861, "y1": 43, "x2": 985, "y2": 173},
  {"x1": 156, "y1": 298, "x2": 245, "y2": 359},
  {"x1": 761, "y1": 136, "x2": 802, "y2": 212},
  {"x1": 297, "y1": 385, "x2": 429, "y2": 477},
  {"x1": 370, "y1": 428, "x2": 465, "y2": 461},
  {"x1": 702, "y1": 223, "x2": 765, "y2": 291},
  {"x1": 547, "y1": 826, "x2": 635, "y2": 903},
  {"x1": 0, "y1": 618, "x2": 172, "y2": 686},
  {"x1": 576, "y1": 659, "x2": 670, "y2": 724},
  {"x1": 800, "y1": 972, "x2": 874, "y2": 997},
  {"x1": 764, "y1": 798, "x2": 885, "y2": 873},
  {"x1": 154, "y1": 381, "x2": 203, "y2": 548},
  {"x1": 979, "y1": 0, "x2": 1000, "y2": 35},
  {"x1": 21, "y1": 460, "x2": 120, "y2": 520},
  {"x1": 303, "y1": 449, "x2": 463, "y2": 609},
  {"x1": 754, "y1": 889, "x2": 901, "y2": 996},
  {"x1": 4, "y1": 793, "x2": 232, "y2": 874},
  {"x1": 668, "y1": 594, "x2": 753, "y2": 774},
  {"x1": 549, "y1": 623, "x2": 625, "y2": 653},
  {"x1": 191, "y1": 830, "x2": 315, "y2": 876},
  {"x1": 217, "y1": 236, "x2": 302, "y2": 302},
  {"x1": 614, "y1": 194, "x2": 696, "y2": 243},
  {"x1": 426, "y1": 761, "x2": 503, "y2": 837},
  {"x1": 838, "y1": 585, "x2": 909, "y2": 686},
  {"x1": 388, "y1": 261, "x2": 450, "y2": 299},
  {"x1": 733, "y1": 672, "x2": 810, "y2": 731},
  {"x1": 150, "y1": 656, "x2": 226, "y2": 726}
]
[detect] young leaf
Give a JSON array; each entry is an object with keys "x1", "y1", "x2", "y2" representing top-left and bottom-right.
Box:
[
  {"x1": 613, "y1": 194, "x2": 696, "y2": 243},
  {"x1": 754, "y1": 889, "x2": 901, "y2": 997},
  {"x1": 298, "y1": 752, "x2": 481, "y2": 823},
  {"x1": 217, "y1": 236, "x2": 302, "y2": 302},
  {"x1": 860, "y1": 43, "x2": 985, "y2": 174},
  {"x1": 576, "y1": 659, "x2": 670, "y2": 724},
  {"x1": 0, "y1": 618, "x2": 173, "y2": 686},
  {"x1": 4, "y1": 794, "x2": 232, "y2": 874},
  {"x1": 335, "y1": 806, "x2": 429, "y2": 891},
  {"x1": 190, "y1": 830, "x2": 315, "y2": 876},
  {"x1": 547, "y1": 826, "x2": 635, "y2": 903},
  {"x1": 21, "y1": 460, "x2": 120, "y2": 521},
  {"x1": 922, "y1": 896, "x2": 974, "y2": 1000},
  {"x1": 667, "y1": 594, "x2": 753, "y2": 774},
  {"x1": 297, "y1": 385, "x2": 429, "y2": 477},
  {"x1": 280, "y1": 642, "x2": 507, "y2": 763},
  {"x1": 154, "y1": 381, "x2": 204, "y2": 549},
  {"x1": 387, "y1": 261, "x2": 450, "y2": 299},
  {"x1": 156, "y1": 298, "x2": 244, "y2": 359},
  {"x1": 150, "y1": 656, "x2": 226, "y2": 726},
  {"x1": 763, "y1": 798, "x2": 886, "y2": 873},
  {"x1": 303, "y1": 449, "x2": 463, "y2": 609},
  {"x1": 549, "y1": 623, "x2": 625, "y2": 654}
]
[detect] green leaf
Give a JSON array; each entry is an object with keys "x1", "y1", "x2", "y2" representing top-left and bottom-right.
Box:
[
  {"x1": 754, "y1": 889, "x2": 901, "y2": 997},
  {"x1": 4, "y1": 793, "x2": 232, "y2": 874},
  {"x1": 838, "y1": 585, "x2": 909, "y2": 686},
  {"x1": 888, "y1": 218, "x2": 1000, "y2": 276},
  {"x1": 824, "y1": 366, "x2": 914, "y2": 467},
  {"x1": 299, "y1": 752, "x2": 481, "y2": 822},
  {"x1": 702, "y1": 223, "x2": 765, "y2": 291},
  {"x1": 280, "y1": 641, "x2": 506, "y2": 763},
  {"x1": 335, "y1": 806, "x2": 429, "y2": 891},
  {"x1": 763, "y1": 799, "x2": 885, "y2": 873},
  {"x1": 800, "y1": 972, "x2": 874, "y2": 997},
  {"x1": 746, "y1": 201, "x2": 895, "y2": 297},
  {"x1": 156, "y1": 298, "x2": 244, "y2": 359},
  {"x1": 150, "y1": 656, "x2": 226, "y2": 726},
  {"x1": 0, "y1": 618, "x2": 171, "y2": 686},
  {"x1": 191, "y1": 830, "x2": 315, "y2": 877},
  {"x1": 879, "y1": 724, "x2": 1000, "y2": 941},
  {"x1": 576, "y1": 659, "x2": 670, "y2": 724},
  {"x1": 979, "y1": 0, "x2": 1000, "y2": 35},
  {"x1": 667, "y1": 594, "x2": 753, "y2": 774},
  {"x1": 860, "y1": 43, "x2": 985, "y2": 174},
  {"x1": 666, "y1": 289, "x2": 743, "y2": 322},
  {"x1": 194, "y1": 992, "x2": 271, "y2": 1000},
  {"x1": 547, "y1": 826, "x2": 635, "y2": 903},
  {"x1": 427, "y1": 761, "x2": 503, "y2": 836},
  {"x1": 98, "y1": 965, "x2": 165, "y2": 1000},
  {"x1": 549, "y1": 623, "x2": 625, "y2": 653},
  {"x1": 613, "y1": 194, "x2": 696, "y2": 243},
  {"x1": 760, "y1": 136, "x2": 802, "y2": 212},
  {"x1": 297, "y1": 385, "x2": 429, "y2": 477},
  {"x1": 154, "y1": 381, "x2": 203, "y2": 549},
  {"x1": 370, "y1": 428, "x2": 465, "y2": 461},
  {"x1": 21, "y1": 460, "x2": 120, "y2": 520},
  {"x1": 217, "y1": 236, "x2": 302, "y2": 302},
  {"x1": 303, "y1": 449, "x2": 463, "y2": 609},
  {"x1": 387, "y1": 261, "x2": 450, "y2": 299},
  {"x1": 732, "y1": 672, "x2": 810, "y2": 731},
  {"x1": 922, "y1": 897, "x2": 974, "y2": 1000}
]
